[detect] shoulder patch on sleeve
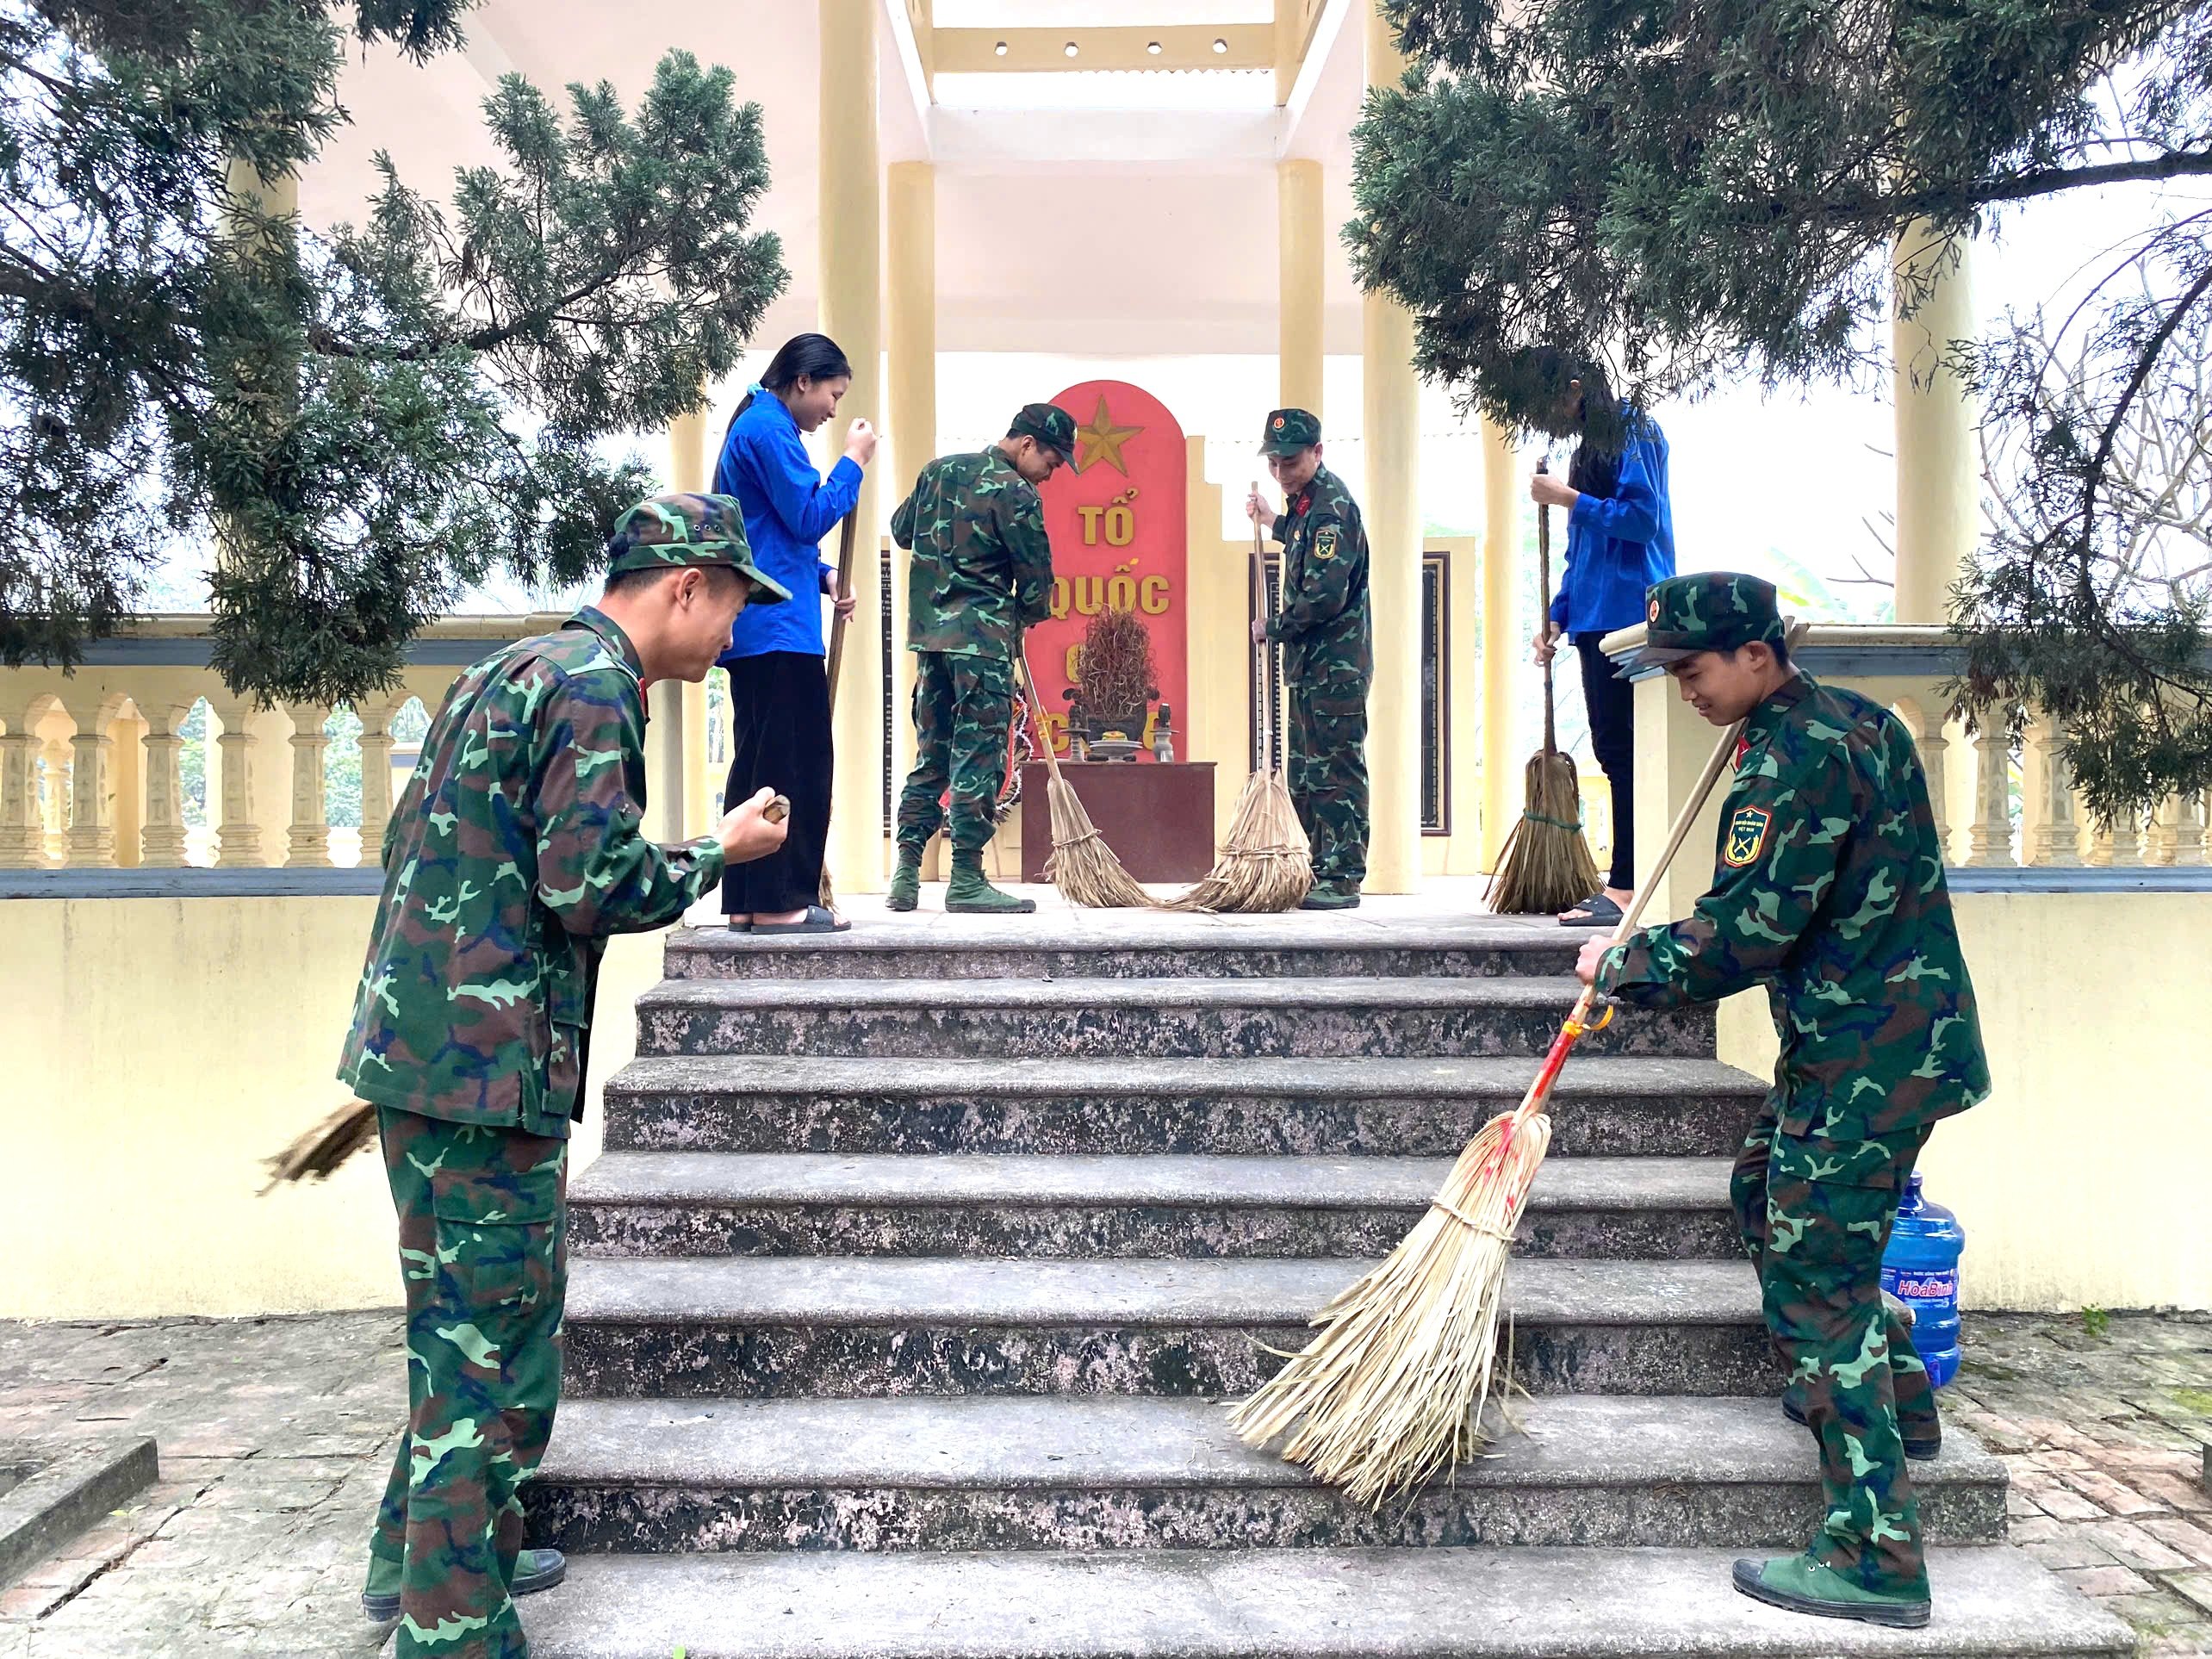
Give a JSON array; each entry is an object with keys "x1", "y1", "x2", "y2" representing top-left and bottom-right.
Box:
[
  {"x1": 1313, "y1": 525, "x2": 1340, "y2": 561},
  {"x1": 1724, "y1": 805, "x2": 1772, "y2": 868}
]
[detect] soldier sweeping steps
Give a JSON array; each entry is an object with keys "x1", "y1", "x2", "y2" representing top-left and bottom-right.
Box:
[
  {"x1": 1576, "y1": 572, "x2": 1989, "y2": 1630},
  {"x1": 338, "y1": 494, "x2": 792, "y2": 1656},
  {"x1": 1246, "y1": 408, "x2": 1373, "y2": 910},
  {"x1": 887, "y1": 401, "x2": 1078, "y2": 917}
]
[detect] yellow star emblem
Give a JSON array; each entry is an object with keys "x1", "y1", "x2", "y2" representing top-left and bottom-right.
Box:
[{"x1": 1073, "y1": 395, "x2": 1144, "y2": 475}]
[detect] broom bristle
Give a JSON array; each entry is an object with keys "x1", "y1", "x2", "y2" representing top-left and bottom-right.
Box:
[
  {"x1": 1041, "y1": 774, "x2": 1159, "y2": 909},
  {"x1": 260, "y1": 1097, "x2": 380, "y2": 1195},
  {"x1": 1227, "y1": 1104, "x2": 1552, "y2": 1508},
  {"x1": 1487, "y1": 750, "x2": 1603, "y2": 916},
  {"x1": 1165, "y1": 768, "x2": 1312, "y2": 914}
]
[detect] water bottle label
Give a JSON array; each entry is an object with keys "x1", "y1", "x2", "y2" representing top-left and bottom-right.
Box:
[{"x1": 1885, "y1": 1270, "x2": 1956, "y2": 1302}]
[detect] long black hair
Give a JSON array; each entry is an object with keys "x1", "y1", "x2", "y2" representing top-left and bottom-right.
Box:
[
  {"x1": 729, "y1": 332, "x2": 853, "y2": 430},
  {"x1": 1563, "y1": 358, "x2": 1623, "y2": 501}
]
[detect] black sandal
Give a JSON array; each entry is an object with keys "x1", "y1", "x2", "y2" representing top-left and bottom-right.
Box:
[
  {"x1": 1558, "y1": 894, "x2": 1624, "y2": 928},
  {"x1": 749, "y1": 904, "x2": 852, "y2": 935}
]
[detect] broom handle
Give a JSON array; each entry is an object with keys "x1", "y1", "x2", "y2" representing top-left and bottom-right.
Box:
[
  {"x1": 1014, "y1": 637, "x2": 1067, "y2": 786},
  {"x1": 1507, "y1": 620, "x2": 1811, "y2": 1128},
  {"x1": 1251, "y1": 504, "x2": 1271, "y2": 768},
  {"x1": 823, "y1": 509, "x2": 860, "y2": 703},
  {"x1": 1537, "y1": 459, "x2": 1557, "y2": 756}
]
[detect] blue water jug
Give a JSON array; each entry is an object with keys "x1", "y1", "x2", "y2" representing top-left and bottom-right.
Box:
[{"x1": 1882, "y1": 1174, "x2": 1966, "y2": 1388}]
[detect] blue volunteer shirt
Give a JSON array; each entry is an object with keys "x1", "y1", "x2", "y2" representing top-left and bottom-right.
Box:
[
  {"x1": 1550, "y1": 404, "x2": 1677, "y2": 637},
  {"x1": 715, "y1": 390, "x2": 865, "y2": 662}
]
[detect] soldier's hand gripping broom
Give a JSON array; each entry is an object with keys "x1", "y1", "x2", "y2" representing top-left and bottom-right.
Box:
[
  {"x1": 1165, "y1": 499, "x2": 1313, "y2": 914},
  {"x1": 1013, "y1": 639, "x2": 1157, "y2": 909},
  {"x1": 1488, "y1": 458, "x2": 1603, "y2": 915},
  {"x1": 1227, "y1": 679, "x2": 1771, "y2": 1509},
  {"x1": 263, "y1": 796, "x2": 792, "y2": 1193},
  {"x1": 817, "y1": 509, "x2": 861, "y2": 914}
]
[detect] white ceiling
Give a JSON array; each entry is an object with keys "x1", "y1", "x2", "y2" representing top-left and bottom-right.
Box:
[{"x1": 299, "y1": 0, "x2": 1370, "y2": 357}]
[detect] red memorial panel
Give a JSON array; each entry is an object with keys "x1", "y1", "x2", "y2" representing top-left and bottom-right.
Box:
[{"x1": 1028, "y1": 381, "x2": 1190, "y2": 759}]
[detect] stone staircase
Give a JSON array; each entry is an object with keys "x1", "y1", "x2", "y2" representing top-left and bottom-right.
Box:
[{"x1": 521, "y1": 911, "x2": 2133, "y2": 1658}]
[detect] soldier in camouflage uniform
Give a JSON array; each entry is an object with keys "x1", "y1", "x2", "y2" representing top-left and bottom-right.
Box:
[
  {"x1": 1575, "y1": 573, "x2": 1988, "y2": 1631},
  {"x1": 887, "y1": 402, "x2": 1075, "y2": 916},
  {"x1": 1247, "y1": 409, "x2": 1372, "y2": 909},
  {"x1": 340, "y1": 494, "x2": 792, "y2": 1658}
]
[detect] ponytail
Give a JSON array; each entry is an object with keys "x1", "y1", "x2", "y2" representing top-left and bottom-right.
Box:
[{"x1": 724, "y1": 332, "x2": 851, "y2": 444}]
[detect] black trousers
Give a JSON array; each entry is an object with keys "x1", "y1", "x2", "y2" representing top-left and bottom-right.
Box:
[
  {"x1": 719, "y1": 651, "x2": 833, "y2": 916},
  {"x1": 1575, "y1": 631, "x2": 1637, "y2": 892}
]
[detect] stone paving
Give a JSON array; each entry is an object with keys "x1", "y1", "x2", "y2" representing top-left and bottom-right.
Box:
[{"x1": 0, "y1": 1307, "x2": 2203, "y2": 1656}]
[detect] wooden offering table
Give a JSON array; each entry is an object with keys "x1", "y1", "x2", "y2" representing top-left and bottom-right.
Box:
[{"x1": 1019, "y1": 761, "x2": 1218, "y2": 885}]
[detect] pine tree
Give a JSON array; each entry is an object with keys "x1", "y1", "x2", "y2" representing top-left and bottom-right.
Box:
[
  {"x1": 0, "y1": 0, "x2": 786, "y2": 706},
  {"x1": 1354, "y1": 0, "x2": 2212, "y2": 819}
]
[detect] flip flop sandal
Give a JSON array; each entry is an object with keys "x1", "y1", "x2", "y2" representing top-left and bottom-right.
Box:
[
  {"x1": 1558, "y1": 894, "x2": 1624, "y2": 928},
  {"x1": 749, "y1": 904, "x2": 852, "y2": 935},
  {"x1": 725, "y1": 918, "x2": 751, "y2": 932}
]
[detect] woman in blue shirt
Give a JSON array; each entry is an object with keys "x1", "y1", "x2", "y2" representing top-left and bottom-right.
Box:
[
  {"x1": 1530, "y1": 357, "x2": 1676, "y2": 927},
  {"x1": 714, "y1": 332, "x2": 877, "y2": 932}
]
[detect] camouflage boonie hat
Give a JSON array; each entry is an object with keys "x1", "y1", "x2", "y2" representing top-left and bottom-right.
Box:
[
  {"x1": 1008, "y1": 403, "x2": 1079, "y2": 466},
  {"x1": 1617, "y1": 572, "x2": 1786, "y2": 670},
  {"x1": 1260, "y1": 408, "x2": 1321, "y2": 457},
  {"x1": 604, "y1": 493, "x2": 791, "y2": 603}
]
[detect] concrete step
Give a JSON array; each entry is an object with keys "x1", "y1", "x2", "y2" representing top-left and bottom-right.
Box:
[
  {"x1": 568, "y1": 1153, "x2": 1741, "y2": 1261},
  {"x1": 525, "y1": 1394, "x2": 2005, "y2": 1554},
  {"x1": 518, "y1": 1544, "x2": 2132, "y2": 1658},
  {"x1": 602, "y1": 1054, "x2": 1768, "y2": 1159},
  {"x1": 562, "y1": 1256, "x2": 1770, "y2": 1401},
  {"x1": 635, "y1": 976, "x2": 1712, "y2": 1061},
  {"x1": 665, "y1": 914, "x2": 1587, "y2": 982}
]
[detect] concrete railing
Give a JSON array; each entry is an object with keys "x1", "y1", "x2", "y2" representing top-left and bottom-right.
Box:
[
  {"x1": 1603, "y1": 624, "x2": 2211, "y2": 923},
  {"x1": 0, "y1": 615, "x2": 576, "y2": 873}
]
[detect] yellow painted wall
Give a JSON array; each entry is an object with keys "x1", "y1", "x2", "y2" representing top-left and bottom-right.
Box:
[
  {"x1": 0, "y1": 896, "x2": 662, "y2": 1318},
  {"x1": 1716, "y1": 889, "x2": 2212, "y2": 1313}
]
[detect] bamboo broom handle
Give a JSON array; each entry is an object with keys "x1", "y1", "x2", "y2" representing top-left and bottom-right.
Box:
[
  {"x1": 1251, "y1": 494, "x2": 1271, "y2": 767},
  {"x1": 1014, "y1": 638, "x2": 1067, "y2": 787},
  {"x1": 1509, "y1": 620, "x2": 1812, "y2": 1125},
  {"x1": 1537, "y1": 459, "x2": 1556, "y2": 757},
  {"x1": 823, "y1": 510, "x2": 860, "y2": 703}
]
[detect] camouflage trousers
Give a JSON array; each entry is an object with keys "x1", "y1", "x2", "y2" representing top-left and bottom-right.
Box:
[
  {"x1": 1284, "y1": 650, "x2": 1370, "y2": 888},
  {"x1": 370, "y1": 1108, "x2": 569, "y2": 1659},
  {"x1": 897, "y1": 649, "x2": 1014, "y2": 855},
  {"x1": 1733, "y1": 1097, "x2": 1934, "y2": 1598}
]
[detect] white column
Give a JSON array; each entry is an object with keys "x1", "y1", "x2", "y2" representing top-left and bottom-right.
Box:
[
  {"x1": 1962, "y1": 718, "x2": 2015, "y2": 868},
  {"x1": 1360, "y1": 2, "x2": 1422, "y2": 896},
  {"x1": 888, "y1": 159, "x2": 936, "y2": 869},
  {"x1": 357, "y1": 702, "x2": 397, "y2": 868},
  {"x1": 209, "y1": 699, "x2": 264, "y2": 867},
  {"x1": 821, "y1": 0, "x2": 886, "y2": 893},
  {"x1": 1892, "y1": 227, "x2": 1978, "y2": 625},
  {"x1": 2024, "y1": 714, "x2": 2081, "y2": 867},
  {"x1": 1277, "y1": 158, "x2": 1325, "y2": 419}
]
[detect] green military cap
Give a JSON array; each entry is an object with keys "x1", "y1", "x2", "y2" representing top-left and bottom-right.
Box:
[
  {"x1": 1260, "y1": 408, "x2": 1321, "y2": 457},
  {"x1": 604, "y1": 493, "x2": 791, "y2": 603},
  {"x1": 1008, "y1": 402, "x2": 1079, "y2": 466},
  {"x1": 1618, "y1": 572, "x2": 1786, "y2": 670}
]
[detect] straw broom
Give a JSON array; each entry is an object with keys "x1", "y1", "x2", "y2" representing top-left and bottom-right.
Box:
[
  {"x1": 1487, "y1": 460, "x2": 1604, "y2": 916},
  {"x1": 817, "y1": 510, "x2": 861, "y2": 913},
  {"x1": 1013, "y1": 641, "x2": 1158, "y2": 909},
  {"x1": 264, "y1": 795, "x2": 792, "y2": 1191},
  {"x1": 1227, "y1": 706, "x2": 1754, "y2": 1509},
  {"x1": 1165, "y1": 506, "x2": 1313, "y2": 914}
]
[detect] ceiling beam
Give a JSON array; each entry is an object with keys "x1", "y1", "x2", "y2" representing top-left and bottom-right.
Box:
[
  {"x1": 1279, "y1": 0, "x2": 1356, "y2": 156},
  {"x1": 881, "y1": 0, "x2": 932, "y2": 124},
  {"x1": 929, "y1": 108, "x2": 1283, "y2": 173},
  {"x1": 934, "y1": 25, "x2": 1272, "y2": 76}
]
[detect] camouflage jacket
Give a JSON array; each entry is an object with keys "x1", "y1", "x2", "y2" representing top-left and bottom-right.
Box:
[
  {"x1": 891, "y1": 448, "x2": 1054, "y2": 658},
  {"x1": 1597, "y1": 672, "x2": 1989, "y2": 1155},
  {"x1": 337, "y1": 608, "x2": 724, "y2": 1138},
  {"x1": 1267, "y1": 465, "x2": 1372, "y2": 676}
]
